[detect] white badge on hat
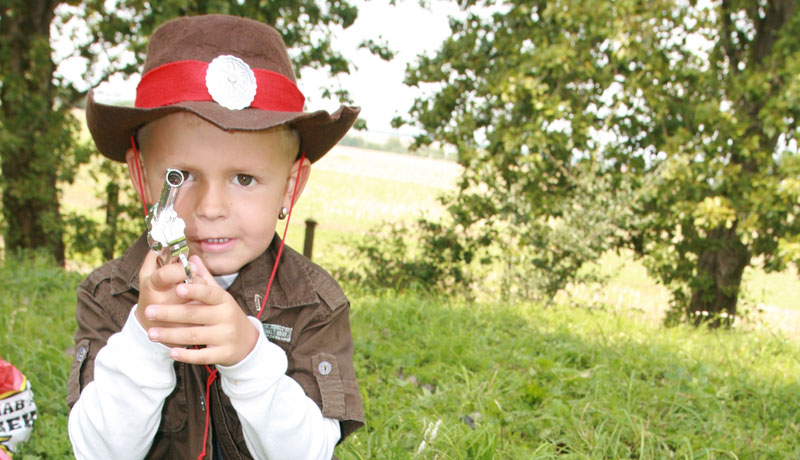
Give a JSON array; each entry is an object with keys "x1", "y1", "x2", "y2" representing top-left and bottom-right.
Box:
[{"x1": 206, "y1": 55, "x2": 257, "y2": 111}]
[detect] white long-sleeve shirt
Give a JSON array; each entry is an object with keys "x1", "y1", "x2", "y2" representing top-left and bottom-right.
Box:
[{"x1": 68, "y1": 306, "x2": 340, "y2": 460}]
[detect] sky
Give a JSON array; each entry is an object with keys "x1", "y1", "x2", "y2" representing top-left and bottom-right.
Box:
[
  {"x1": 84, "y1": 1, "x2": 462, "y2": 139},
  {"x1": 301, "y1": 0, "x2": 461, "y2": 137}
]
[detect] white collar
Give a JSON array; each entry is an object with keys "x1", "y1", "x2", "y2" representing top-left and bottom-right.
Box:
[{"x1": 214, "y1": 273, "x2": 239, "y2": 290}]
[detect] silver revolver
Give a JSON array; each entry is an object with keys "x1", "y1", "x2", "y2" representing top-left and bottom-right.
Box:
[{"x1": 146, "y1": 168, "x2": 192, "y2": 282}]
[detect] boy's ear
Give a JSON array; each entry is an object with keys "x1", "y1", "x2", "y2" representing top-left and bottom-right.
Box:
[
  {"x1": 282, "y1": 156, "x2": 311, "y2": 209},
  {"x1": 125, "y1": 148, "x2": 150, "y2": 205}
]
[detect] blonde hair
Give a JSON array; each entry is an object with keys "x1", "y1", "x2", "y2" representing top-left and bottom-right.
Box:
[{"x1": 275, "y1": 124, "x2": 301, "y2": 163}]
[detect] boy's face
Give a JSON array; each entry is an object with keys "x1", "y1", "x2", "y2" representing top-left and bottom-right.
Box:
[{"x1": 127, "y1": 113, "x2": 305, "y2": 276}]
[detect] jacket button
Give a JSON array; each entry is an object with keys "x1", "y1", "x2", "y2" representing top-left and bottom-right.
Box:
[
  {"x1": 76, "y1": 347, "x2": 88, "y2": 362},
  {"x1": 318, "y1": 361, "x2": 332, "y2": 376}
]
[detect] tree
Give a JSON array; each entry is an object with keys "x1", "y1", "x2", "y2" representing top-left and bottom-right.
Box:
[
  {"x1": 398, "y1": 0, "x2": 800, "y2": 325},
  {"x1": 0, "y1": 0, "x2": 389, "y2": 264},
  {"x1": 1, "y1": 1, "x2": 74, "y2": 265}
]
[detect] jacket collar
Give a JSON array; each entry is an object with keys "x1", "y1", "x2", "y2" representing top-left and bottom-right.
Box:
[{"x1": 112, "y1": 233, "x2": 318, "y2": 313}]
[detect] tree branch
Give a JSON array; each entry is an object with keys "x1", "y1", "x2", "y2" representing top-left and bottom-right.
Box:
[
  {"x1": 720, "y1": 0, "x2": 740, "y2": 74},
  {"x1": 751, "y1": 0, "x2": 797, "y2": 64}
]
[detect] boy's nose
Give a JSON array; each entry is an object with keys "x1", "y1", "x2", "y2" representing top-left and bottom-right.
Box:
[{"x1": 194, "y1": 182, "x2": 228, "y2": 220}]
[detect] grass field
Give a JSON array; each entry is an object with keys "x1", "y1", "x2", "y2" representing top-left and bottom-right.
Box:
[
  {"x1": 4, "y1": 258, "x2": 800, "y2": 459},
  {"x1": 60, "y1": 143, "x2": 800, "y2": 320},
  {"x1": 5, "y1": 143, "x2": 800, "y2": 458},
  {"x1": 59, "y1": 145, "x2": 461, "y2": 272},
  {"x1": 281, "y1": 146, "x2": 461, "y2": 268},
  {"x1": 340, "y1": 291, "x2": 800, "y2": 459}
]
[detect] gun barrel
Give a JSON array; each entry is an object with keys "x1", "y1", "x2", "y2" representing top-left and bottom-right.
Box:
[
  {"x1": 146, "y1": 168, "x2": 193, "y2": 282},
  {"x1": 156, "y1": 169, "x2": 185, "y2": 213}
]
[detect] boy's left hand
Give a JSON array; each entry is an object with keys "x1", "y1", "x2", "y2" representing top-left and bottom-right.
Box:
[{"x1": 144, "y1": 255, "x2": 259, "y2": 367}]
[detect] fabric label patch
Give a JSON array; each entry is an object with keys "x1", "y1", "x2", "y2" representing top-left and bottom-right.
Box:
[{"x1": 263, "y1": 323, "x2": 293, "y2": 343}]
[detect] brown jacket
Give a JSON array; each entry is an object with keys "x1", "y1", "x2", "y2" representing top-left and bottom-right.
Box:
[{"x1": 67, "y1": 234, "x2": 364, "y2": 458}]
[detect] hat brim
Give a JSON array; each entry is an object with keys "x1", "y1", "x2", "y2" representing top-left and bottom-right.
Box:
[{"x1": 86, "y1": 90, "x2": 360, "y2": 164}]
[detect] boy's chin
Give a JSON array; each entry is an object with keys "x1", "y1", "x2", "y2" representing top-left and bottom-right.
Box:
[{"x1": 196, "y1": 254, "x2": 249, "y2": 277}]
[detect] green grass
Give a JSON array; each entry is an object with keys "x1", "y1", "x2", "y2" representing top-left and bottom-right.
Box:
[
  {"x1": 337, "y1": 290, "x2": 800, "y2": 459},
  {"x1": 7, "y1": 256, "x2": 800, "y2": 459},
  {"x1": 0, "y1": 253, "x2": 82, "y2": 458}
]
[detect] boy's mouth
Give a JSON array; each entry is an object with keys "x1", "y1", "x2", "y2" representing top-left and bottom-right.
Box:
[{"x1": 193, "y1": 237, "x2": 235, "y2": 252}]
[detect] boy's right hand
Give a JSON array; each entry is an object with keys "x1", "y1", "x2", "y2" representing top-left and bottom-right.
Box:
[{"x1": 135, "y1": 250, "x2": 196, "y2": 334}]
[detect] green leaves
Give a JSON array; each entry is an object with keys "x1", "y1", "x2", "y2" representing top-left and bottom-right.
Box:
[{"x1": 399, "y1": 0, "x2": 800, "y2": 323}]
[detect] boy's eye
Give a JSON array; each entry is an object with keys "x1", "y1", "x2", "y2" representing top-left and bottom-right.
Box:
[
  {"x1": 235, "y1": 174, "x2": 254, "y2": 186},
  {"x1": 181, "y1": 170, "x2": 195, "y2": 181}
]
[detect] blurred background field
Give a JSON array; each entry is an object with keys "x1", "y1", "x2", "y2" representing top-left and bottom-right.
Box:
[
  {"x1": 60, "y1": 142, "x2": 800, "y2": 332},
  {"x1": 59, "y1": 143, "x2": 460, "y2": 271},
  {"x1": 283, "y1": 145, "x2": 462, "y2": 267}
]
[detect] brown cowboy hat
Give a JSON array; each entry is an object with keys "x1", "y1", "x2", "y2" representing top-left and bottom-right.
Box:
[{"x1": 86, "y1": 14, "x2": 359, "y2": 163}]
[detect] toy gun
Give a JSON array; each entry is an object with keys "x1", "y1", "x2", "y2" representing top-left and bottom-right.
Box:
[{"x1": 146, "y1": 168, "x2": 192, "y2": 282}]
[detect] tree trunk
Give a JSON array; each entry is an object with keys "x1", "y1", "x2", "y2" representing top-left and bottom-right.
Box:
[
  {"x1": 0, "y1": 1, "x2": 64, "y2": 265},
  {"x1": 103, "y1": 181, "x2": 120, "y2": 261},
  {"x1": 689, "y1": 226, "x2": 750, "y2": 328}
]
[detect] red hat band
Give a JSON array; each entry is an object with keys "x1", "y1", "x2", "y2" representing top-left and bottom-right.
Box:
[{"x1": 136, "y1": 55, "x2": 305, "y2": 112}]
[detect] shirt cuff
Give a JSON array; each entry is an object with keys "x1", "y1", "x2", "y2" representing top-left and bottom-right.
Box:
[
  {"x1": 217, "y1": 316, "x2": 289, "y2": 398},
  {"x1": 107, "y1": 305, "x2": 175, "y2": 386}
]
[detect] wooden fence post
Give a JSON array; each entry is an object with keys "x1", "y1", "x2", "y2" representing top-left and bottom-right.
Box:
[{"x1": 303, "y1": 219, "x2": 317, "y2": 259}]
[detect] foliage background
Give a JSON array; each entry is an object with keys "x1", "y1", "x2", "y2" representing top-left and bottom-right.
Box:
[{"x1": 394, "y1": 0, "x2": 800, "y2": 325}]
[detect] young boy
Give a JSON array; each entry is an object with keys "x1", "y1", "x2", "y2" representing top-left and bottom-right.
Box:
[{"x1": 67, "y1": 15, "x2": 363, "y2": 460}]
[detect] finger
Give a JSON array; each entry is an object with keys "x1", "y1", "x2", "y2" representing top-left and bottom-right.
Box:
[
  {"x1": 175, "y1": 282, "x2": 227, "y2": 305},
  {"x1": 168, "y1": 346, "x2": 218, "y2": 366},
  {"x1": 139, "y1": 250, "x2": 160, "y2": 282},
  {"x1": 168, "y1": 329, "x2": 257, "y2": 367},
  {"x1": 149, "y1": 325, "x2": 210, "y2": 348},
  {"x1": 148, "y1": 260, "x2": 194, "y2": 291},
  {"x1": 189, "y1": 255, "x2": 220, "y2": 287},
  {"x1": 144, "y1": 303, "x2": 215, "y2": 325}
]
